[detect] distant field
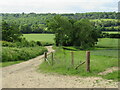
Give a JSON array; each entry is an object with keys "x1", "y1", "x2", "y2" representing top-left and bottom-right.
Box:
[
  {"x1": 96, "y1": 38, "x2": 118, "y2": 48},
  {"x1": 102, "y1": 31, "x2": 119, "y2": 34},
  {"x1": 23, "y1": 34, "x2": 55, "y2": 43},
  {"x1": 91, "y1": 19, "x2": 117, "y2": 22}
]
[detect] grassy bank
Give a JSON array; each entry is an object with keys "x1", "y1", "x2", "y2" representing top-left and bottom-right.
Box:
[
  {"x1": 39, "y1": 38, "x2": 119, "y2": 81},
  {"x1": 2, "y1": 46, "x2": 47, "y2": 62},
  {"x1": 1, "y1": 46, "x2": 47, "y2": 67}
]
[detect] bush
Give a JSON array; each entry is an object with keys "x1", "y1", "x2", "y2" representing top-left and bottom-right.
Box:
[
  {"x1": 36, "y1": 41, "x2": 42, "y2": 46},
  {"x1": 41, "y1": 41, "x2": 54, "y2": 46},
  {"x1": 2, "y1": 47, "x2": 47, "y2": 62},
  {"x1": 1, "y1": 39, "x2": 43, "y2": 48},
  {"x1": 1, "y1": 41, "x2": 17, "y2": 47}
]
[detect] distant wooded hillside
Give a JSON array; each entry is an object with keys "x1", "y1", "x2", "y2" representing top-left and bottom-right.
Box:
[{"x1": 1, "y1": 12, "x2": 119, "y2": 33}]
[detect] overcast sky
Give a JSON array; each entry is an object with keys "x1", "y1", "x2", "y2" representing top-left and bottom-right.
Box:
[{"x1": 0, "y1": 0, "x2": 119, "y2": 13}]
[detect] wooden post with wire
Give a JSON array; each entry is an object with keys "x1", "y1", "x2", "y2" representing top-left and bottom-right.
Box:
[
  {"x1": 51, "y1": 52, "x2": 54, "y2": 65},
  {"x1": 71, "y1": 51, "x2": 74, "y2": 66},
  {"x1": 86, "y1": 51, "x2": 90, "y2": 72},
  {"x1": 44, "y1": 52, "x2": 47, "y2": 61}
]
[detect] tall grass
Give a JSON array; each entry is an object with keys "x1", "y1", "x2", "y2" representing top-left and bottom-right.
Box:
[
  {"x1": 39, "y1": 38, "x2": 119, "y2": 80},
  {"x1": 2, "y1": 46, "x2": 47, "y2": 62},
  {"x1": 39, "y1": 47, "x2": 118, "y2": 76}
]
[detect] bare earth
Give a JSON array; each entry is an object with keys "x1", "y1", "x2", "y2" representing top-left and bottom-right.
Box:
[
  {"x1": 98, "y1": 67, "x2": 119, "y2": 75},
  {"x1": 2, "y1": 46, "x2": 118, "y2": 88}
]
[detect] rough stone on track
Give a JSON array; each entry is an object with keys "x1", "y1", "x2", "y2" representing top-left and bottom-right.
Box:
[{"x1": 2, "y1": 46, "x2": 118, "y2": 88}]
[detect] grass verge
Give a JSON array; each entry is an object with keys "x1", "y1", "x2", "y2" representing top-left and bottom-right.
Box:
[
  {"x1": 0, "y1": 61, "x2": 24, "y2": 67},
  {"x1": 102, "y1": 71, "x2": 120, "y2": 81}
]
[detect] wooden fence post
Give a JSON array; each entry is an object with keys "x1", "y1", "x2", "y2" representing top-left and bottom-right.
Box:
[
  {"x1": 71, "y1": 51, "x2": 74, "y2": 66},
  {"x1": 44, "y1": 52, "x2": 47, "y2": 61},
  {"x1": 51, "y1": 52, "x2": 54, "y2": 65},
  {"x1": 86, "y1": 51, "x2": 90, "y2": 72}
]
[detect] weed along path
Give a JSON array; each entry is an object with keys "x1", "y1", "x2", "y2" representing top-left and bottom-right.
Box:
[{"x1": 2, "y1": 46, "x2": 118, "y2": 88}]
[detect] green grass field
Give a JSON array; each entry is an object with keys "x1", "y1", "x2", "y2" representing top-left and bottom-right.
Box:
[
  {"x1": 23, "y1": 34, "x2": 55, "y2": 43},
  {"x1": 96, "y1": 38, "x2": 118, "y2": 48},
  {"x1": 102, "y1": 31, "x2": 119, "y2": 34},
  {"x1": 39, "y1": 37, "x2": 119, "y2": 81}
]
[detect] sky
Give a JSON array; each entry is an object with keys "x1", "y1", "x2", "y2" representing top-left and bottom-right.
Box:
[{"x1": 0, "y1": 0, "x2": 119, "y2": 13}]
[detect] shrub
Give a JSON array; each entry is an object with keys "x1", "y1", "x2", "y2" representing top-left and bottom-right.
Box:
[
  {"x1": 41, "y1": 41, "x2": 54, "y2": 46},
  {"x1": 2, "y1": 39, "x2": 43, "y2": 48},
  {"x1": 36, "y1": 41, "x2": 42, "y2": 46},
  {"x1": 2, "y1": 47, "x2": 47, "y2": 62},
  {"x1": 1, "y1": 41, "x2": 17, "y2": 47}
]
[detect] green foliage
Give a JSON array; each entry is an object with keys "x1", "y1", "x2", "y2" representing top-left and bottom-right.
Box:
[
  {"x1": 1, "y1": 12, "x2": 118, "y2": 33},
  {"x1": 1, "y1": 39, "x2": 42, "y2": 47},
  {"x1": 91, "y1": 19, "x2": 119, "y2": 31},
  {"x1": 2, "y1": 20, "x2": 22, "y2": 42},
  {"x1": 2, "y1": 46, "x2": 47, "y2": 62},
  {"x1": 47, "y1": 15, "x2": 100, "y2": 49},
  {"x1": 20, "y1": 24, "x2": 32, "y2": 33},
  {"x1": 1, "y1": 41, "x2": 16, "y2": 47}
]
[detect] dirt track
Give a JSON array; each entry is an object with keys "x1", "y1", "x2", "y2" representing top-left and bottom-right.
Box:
[{"x1": 2, "y1": 46, "x2": 118, "y2": 88}]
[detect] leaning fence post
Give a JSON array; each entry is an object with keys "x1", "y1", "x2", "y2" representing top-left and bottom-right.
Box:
[
  {"x1": 44, "y1": 52, "x2": 47, "y2": 61},
  {"x1": 51, "y1": 52, "x2": 54, "y2": 65},
  {"x1": 86, "y1": 51, "x2": 90, "y2": 72},
  {"x1": 71, "y1": 51, "x2": 74, "y2": 66}
]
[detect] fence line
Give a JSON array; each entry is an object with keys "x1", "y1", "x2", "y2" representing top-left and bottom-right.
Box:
[{"x1": 44, "y1": 51, "x2": 91, "y2": 72}]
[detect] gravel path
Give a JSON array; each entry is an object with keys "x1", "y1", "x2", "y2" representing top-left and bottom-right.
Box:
[
  {"x1": 2, "y1": 46, "x2": 118, "y2": 88},
  {"x1": 98, "y1": 67, "x2": 119, "y2": 75}
]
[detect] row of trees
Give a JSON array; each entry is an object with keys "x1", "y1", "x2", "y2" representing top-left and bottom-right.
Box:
[
  {"x1": 1, "y1": 12, "x2": 118, "y2": 19},
  {"x1": 1, "y1": 12, "x2": 119, "y2": 33},
  {"x1": 2, "y1": 15, "x2": 118, "y2": 49},
  {"x1": 2, "y1": 21, "x2": 22, "y2": 42}
]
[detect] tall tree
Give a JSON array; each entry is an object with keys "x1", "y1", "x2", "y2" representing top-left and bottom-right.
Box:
[
  {"x1": 47, "y1": 15, "x2": 100, "y2": 49},
  {"x1": 2, "y1": 21, "x2": 22, "y2": 42}
]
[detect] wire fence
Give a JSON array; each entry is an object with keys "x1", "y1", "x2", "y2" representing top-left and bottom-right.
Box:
[{"x1": 44, "y1": 48, "x2": 90, "y2": 72}]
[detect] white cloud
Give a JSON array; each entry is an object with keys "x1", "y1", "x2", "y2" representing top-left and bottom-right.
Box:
[{"x1": 0, "y1": 0, "x2": 119, "y2": 13}]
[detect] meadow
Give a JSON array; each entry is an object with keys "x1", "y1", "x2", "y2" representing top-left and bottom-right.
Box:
[
  {"x1": 2, "y1": 33, "x2": 119, "y2": 81},
  {"x1": 23, "y1": 34, "x2": 55, "y2": 45},
  {"x1": 31, "y1": 34, "x2": 119, "y2": 81},
  {"x1": 39, "y1": 46, "x2": 119, "y2": 78}
]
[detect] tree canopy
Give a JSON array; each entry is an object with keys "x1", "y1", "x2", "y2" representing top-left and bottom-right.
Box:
[
  {"x1": 1, "y1": 12, "x2": 119, "y2": 34},
  {"x1": 47, "y1": 15, "x2": 100, "y2": 49},
  {"x1": 2, "y1": 21, "x2": 22, "y2": 42}
]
